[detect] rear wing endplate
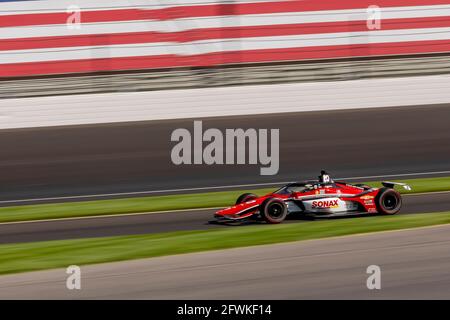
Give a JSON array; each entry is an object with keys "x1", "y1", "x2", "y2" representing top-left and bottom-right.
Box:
[{"x1": 382, "y1": 181, "x2": 412, "y2": 191}]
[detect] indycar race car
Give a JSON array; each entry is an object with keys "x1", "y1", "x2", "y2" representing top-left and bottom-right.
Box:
[{"x1": 214, "y1": 179, "x2": 411, "y2": 224}]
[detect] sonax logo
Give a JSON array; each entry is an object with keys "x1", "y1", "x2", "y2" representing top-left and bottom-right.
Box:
[{"x1": 312, "y1": 199, "x2": 339, "y2": 209}]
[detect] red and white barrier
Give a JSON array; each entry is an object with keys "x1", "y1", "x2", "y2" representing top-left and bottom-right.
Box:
[{"x1": 1, "y1": 0, "x2": 450, "y2": 77}]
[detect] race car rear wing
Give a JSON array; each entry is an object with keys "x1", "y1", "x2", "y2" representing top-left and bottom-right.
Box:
[{"x1": 382, "y1": 181, "x2": 412, "y2": 191}]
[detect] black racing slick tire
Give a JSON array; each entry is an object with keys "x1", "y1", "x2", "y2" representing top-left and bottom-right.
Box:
[
  {"x1": 260, "y1": 198, "x2": 287, "y2": 224},
  {"x1": 235, "y1": 193, "x2": 258, "y2": 205},
  {"x1": 375, "y1": 188, "x2": 402, "y2": 215}
]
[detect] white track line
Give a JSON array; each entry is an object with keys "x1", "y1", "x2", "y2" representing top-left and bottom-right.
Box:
[
  {"x1": 1, "y1": 170, "x2": 449, "y2": 205},
  {"x1": 0, "y1": 206, "x2": 222, "y2": 226}
]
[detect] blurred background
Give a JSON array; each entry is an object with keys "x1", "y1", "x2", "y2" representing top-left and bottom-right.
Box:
[{"x1": 1, "y1": 0, "x2": 450, "y2": 300}]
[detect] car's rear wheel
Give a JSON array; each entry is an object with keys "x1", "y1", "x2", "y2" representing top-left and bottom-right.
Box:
[
  {"x1": 260, "y1": 198, "x2": 287, "y2": 224},
  {"x1": 235, "y1": 193, "x2": 258, "y2": 205},
  {"x1": 375, "y1": 188, "x2": 402, "y2": 215}
]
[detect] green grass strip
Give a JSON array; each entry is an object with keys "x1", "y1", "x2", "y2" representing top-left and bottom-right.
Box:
[
  {"x1": 1, "y1": 211, "x2": 450, "y2": 275},
  {"x1": 0, "y1": 176, "x2": 449, "y2": 223}
]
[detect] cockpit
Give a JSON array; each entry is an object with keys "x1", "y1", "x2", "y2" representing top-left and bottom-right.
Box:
[
  {"x1": 273, "y1": 181, "x2": 336, "y2": 195},
  {"x1": 273, "y1": 181, "x2": 313, "y2": 194}
]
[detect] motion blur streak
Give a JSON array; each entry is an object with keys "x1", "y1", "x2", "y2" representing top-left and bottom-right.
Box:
[
  {"x1": 0, "y1": 104, "x2": 448, "y2": 201},
  {"x1": 0, "y1": 170, "x2": 449, "y2": 205},
  {"x1": 1, "y1": 225, "x2": 449, "y2": 299},
  {"x1": 2, "y1": 75, "x2": 450, "y2": 129},
  {"x1": 2, "y1": 0, "x2": 450, "y2": 76}
]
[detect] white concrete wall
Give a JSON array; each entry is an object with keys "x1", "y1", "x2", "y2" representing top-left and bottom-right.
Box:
[{"x1": 0, "y1": 74, "x2": 449, "y2": 129}]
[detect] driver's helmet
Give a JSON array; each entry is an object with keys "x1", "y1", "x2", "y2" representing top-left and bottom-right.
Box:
[{"x1": 319, "y1": 170, "x2": 332, "y2": 184}]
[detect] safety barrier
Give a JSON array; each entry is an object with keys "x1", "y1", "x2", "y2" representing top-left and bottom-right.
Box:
[
  {"x1": 1, "y1": 54, "x2": 450, "y2": 99},
  {"x1": 1, "y1": 73, "x2": 450, "y2": 129}
]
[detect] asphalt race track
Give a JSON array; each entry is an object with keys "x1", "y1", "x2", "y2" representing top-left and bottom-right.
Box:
[
  {"x1": 0, "y1": 192, "x2": 449, "y2": 244},
  {"x1": 0, "y1": 102, "x2": 449, "y2": 300},
  {"x1": 1, "y1": 224, "x2": 449, "y2": 299},
  {"x1": 0, "y1": 104, "x2": 449, "y2": 202}
]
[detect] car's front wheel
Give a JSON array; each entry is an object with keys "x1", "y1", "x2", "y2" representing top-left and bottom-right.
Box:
[
  {"x1": 376, "y1": 188, "x2": 402, "y2": 215},
  {"x1": 235, "y1": 193, "x2": 258, "y2": 205},
  {"x1": 260, "y1": 198, "x2": 287, "y2": 224}
]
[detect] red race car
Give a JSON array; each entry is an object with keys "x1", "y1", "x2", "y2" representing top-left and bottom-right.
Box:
[{"x1": 214, "y1": 179, "x2": 411, "y2": 224}]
